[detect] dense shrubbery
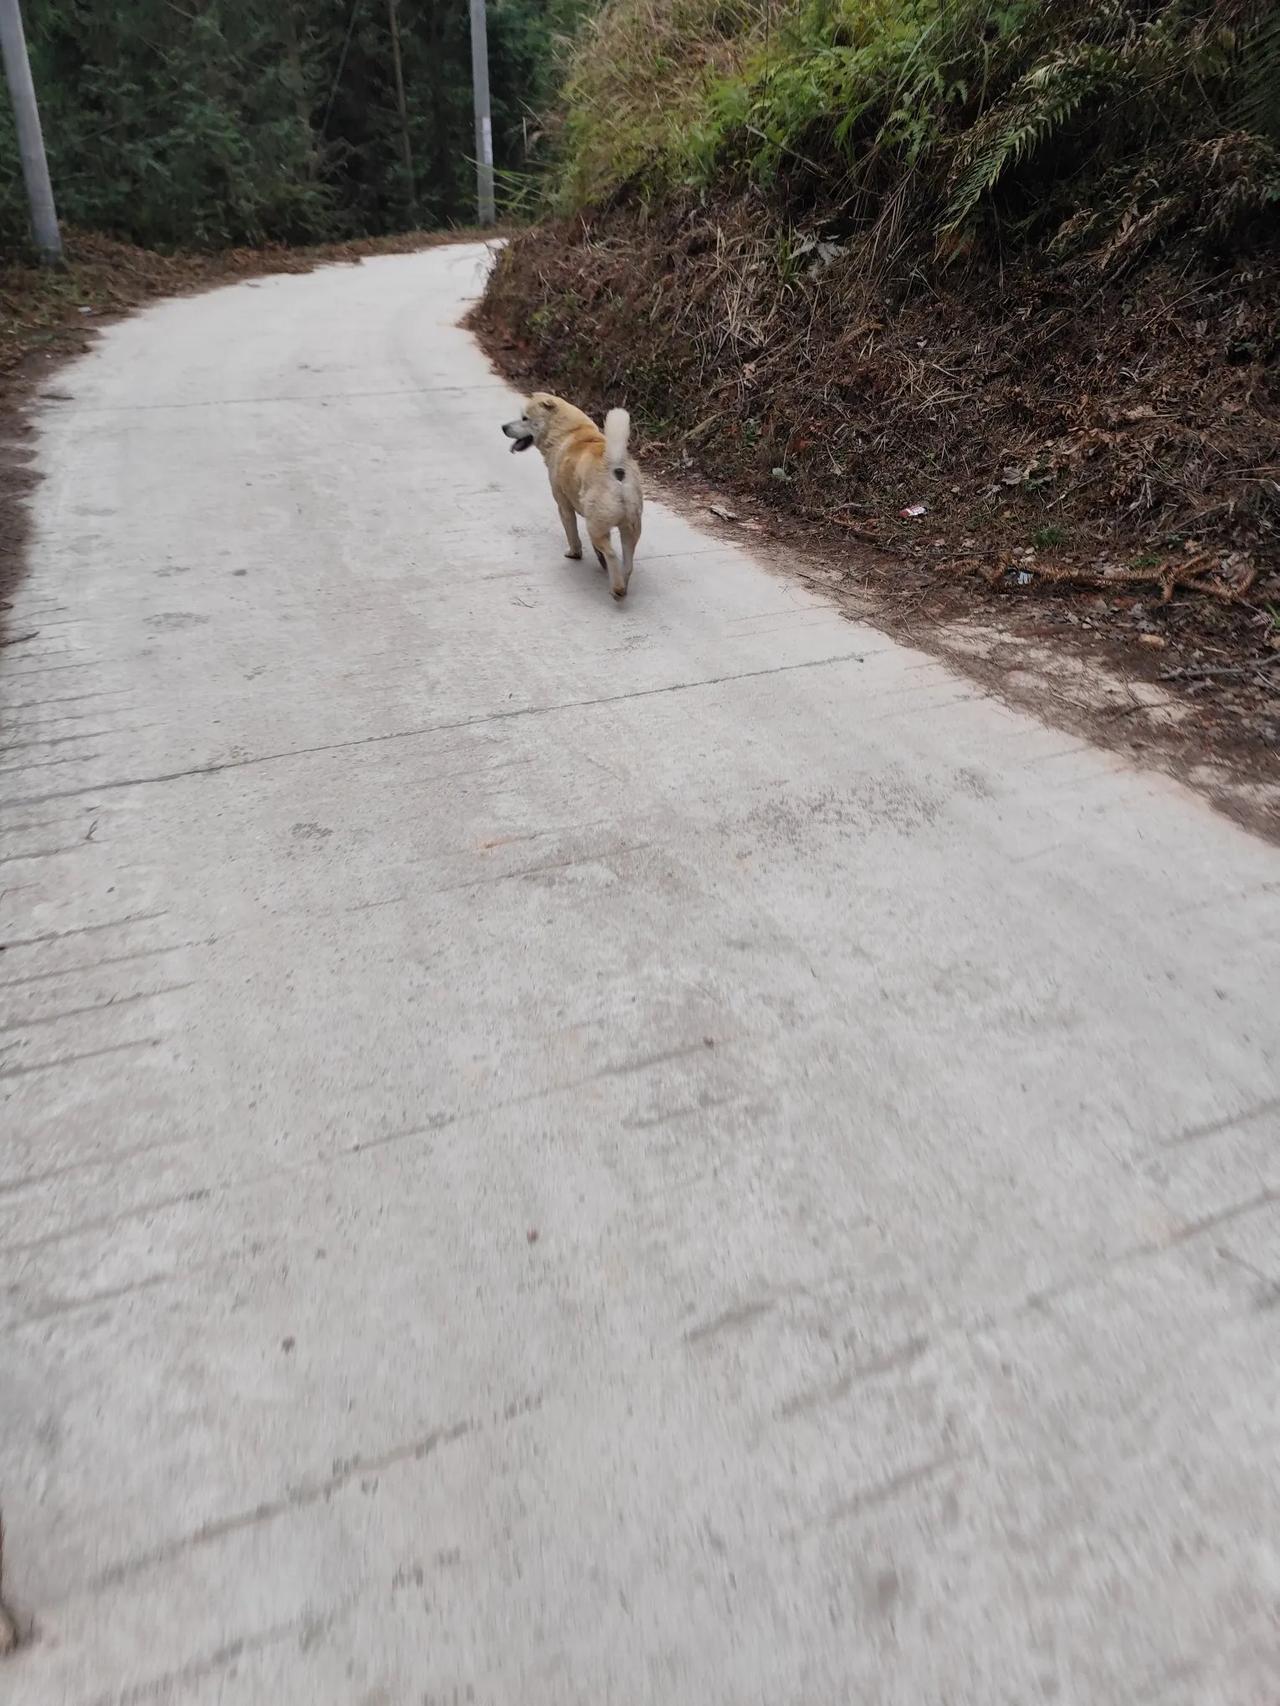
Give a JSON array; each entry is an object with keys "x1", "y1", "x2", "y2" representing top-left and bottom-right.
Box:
[
  {"x1": 555, "y1": 0, "x2": 1280, "y2": 270},
  {"x1": 0, "y1": 0, "x2": 588, "y2": 253}
]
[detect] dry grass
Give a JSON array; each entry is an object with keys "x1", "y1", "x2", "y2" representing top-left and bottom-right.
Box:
[
  {"x1": 554, "y1": 0, "x2": 788, "y2": 206},
  {"x1": 475, "y1": 193, "x2": 1280, "y2": 755},
  {"x1": 484, "y1": 195, "x2": 1279, "y2": 557}
]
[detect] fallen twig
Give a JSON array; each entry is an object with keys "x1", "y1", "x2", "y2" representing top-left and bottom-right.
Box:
[
  {"x1": 1157, "y1": 654, "x2": 1280, "y2": 682},
  {"x1": 827, "y1": 516, "x2": 883, "y2": 543}
]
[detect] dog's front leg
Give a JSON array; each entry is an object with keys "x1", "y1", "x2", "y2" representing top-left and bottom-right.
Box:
[{"x1": 557, "y1": 497, "x2": 583, "y2": 560}]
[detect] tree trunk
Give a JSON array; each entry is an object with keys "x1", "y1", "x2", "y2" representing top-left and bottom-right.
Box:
[
  {"x1": 281, "y1": 3, "x2": 316, "y2": 177},
  {"x1": 387, "y1": 0, "x2": 415, "y2": 207}
]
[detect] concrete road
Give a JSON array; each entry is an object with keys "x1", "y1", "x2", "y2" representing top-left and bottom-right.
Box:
[{"x1": 2, "y1": 246, "x2": 1278, "y2": 1706}]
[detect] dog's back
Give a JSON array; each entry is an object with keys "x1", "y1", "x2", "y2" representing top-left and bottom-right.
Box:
[{"x1": 551, "y1": 406, "x2": 641, "y2": 524}]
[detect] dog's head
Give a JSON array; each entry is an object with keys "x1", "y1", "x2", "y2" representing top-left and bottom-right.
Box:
[{"x1": 501, "y1": 392, "x2": 560, "y2": 455}]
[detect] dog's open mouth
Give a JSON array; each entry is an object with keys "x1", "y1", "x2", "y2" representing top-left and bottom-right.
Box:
[{"x1": 502, "y1": 420, "x2": 535, "y2": 454}]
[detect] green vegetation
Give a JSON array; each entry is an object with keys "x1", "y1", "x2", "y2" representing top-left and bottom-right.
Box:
[
  {"x1": 555, "y1": 0, "x2": 1280, "y2": 269},
  {"x1": 0, "y1": 0, "x2": 589, "y2": 253},
  {"x1": 9, "y1": 1, "x2": 1272, "y2": 268}
]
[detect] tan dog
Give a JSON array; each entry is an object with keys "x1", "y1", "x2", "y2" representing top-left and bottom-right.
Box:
[{"x1": 503, "y1": 393, "x2": 643, "y2": 600}]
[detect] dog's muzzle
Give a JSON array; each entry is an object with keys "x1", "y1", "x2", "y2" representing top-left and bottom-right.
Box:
[{"x1": 502, "y1": 419, "x2": 534, "y2": 454}]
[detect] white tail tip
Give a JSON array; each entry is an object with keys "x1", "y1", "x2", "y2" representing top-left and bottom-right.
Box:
[{"x1": 603, "y1": 408, "x2": 631, "y2": 474}]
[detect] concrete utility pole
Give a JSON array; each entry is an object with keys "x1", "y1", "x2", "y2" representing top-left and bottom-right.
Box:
[
  {"x1": 0, "y1": 0, "x2": 62, "y2": 263},
  {"x1": 468, "y1": 0, "x2": 495, "y2": 227}
]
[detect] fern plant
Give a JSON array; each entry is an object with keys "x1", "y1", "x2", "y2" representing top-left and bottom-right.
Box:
[
  {"x1": 938, "y1": 5, "x2": 1236, "y2": 240},
  {"x1": 1230, "y1": 6, "x2": 1280, "y2": 144},
  {"x1": 939, "y1": 42, "x2": 1135, "y2": 236}
]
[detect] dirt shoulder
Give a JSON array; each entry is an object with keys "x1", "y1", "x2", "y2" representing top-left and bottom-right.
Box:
[
  {"x1": 652, "y1": 469, "x2": 1280, "y2": 841},
  {"x1": 471, "y1": 207, "x2": 1279, "y2": 841}
]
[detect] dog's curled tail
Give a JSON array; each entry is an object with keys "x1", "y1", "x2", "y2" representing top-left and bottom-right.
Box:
[{"x1": 604, "y1": 408, "x2": 631, "y2": 483}]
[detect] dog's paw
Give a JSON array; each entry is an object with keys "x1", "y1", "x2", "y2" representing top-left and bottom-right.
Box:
[
  {"x1": 611, "y1": 586, "x2": 627, "y2": 601},
  {"x1": 564, "y1": 548, "x2": 583, "y2": 560}
]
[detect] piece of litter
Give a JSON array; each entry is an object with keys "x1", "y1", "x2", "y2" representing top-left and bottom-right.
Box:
[
  {"x1": 709, "y1": 504, "x2": 740, "y2": 522},
  {"x1": 900, "y1": 502, "x2": 927, "y2": 518},
  {"x1": 1014, "y1": 570, "x2": 1033, "y2": 586},
  {"x1": 77, "y1": 306, "x2": 94, "y2": 315},
  {"x1": 1138, "y1": 633, "x2": 1168, "y2": 649}
]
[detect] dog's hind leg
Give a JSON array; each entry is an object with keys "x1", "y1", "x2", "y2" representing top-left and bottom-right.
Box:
[
  {"x1": 590, "y1": 525, "x2": 627, "y2": 600},
  {"x1": 619, "y1": 518, "x2": 640, "y2": 596},
  {"x1": 557, "y1": 496, "x2": 583, "y2": 560}
]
